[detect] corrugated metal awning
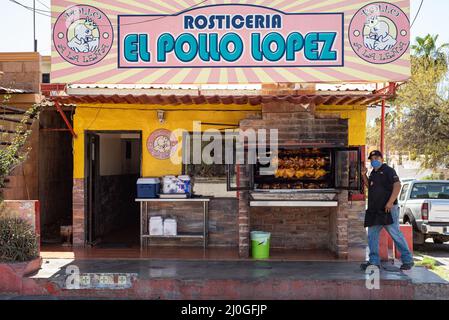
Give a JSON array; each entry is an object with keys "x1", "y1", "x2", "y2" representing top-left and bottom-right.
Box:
[{"x1": 0, "y1": 86, "x2": 32, "y2": 94}]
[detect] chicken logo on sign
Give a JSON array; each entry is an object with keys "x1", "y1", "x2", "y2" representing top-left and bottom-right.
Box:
[
  {"x1": 53, "y1": 5, "x2": 114, "y2": 66},
  {"x1": 349, "y1": 2, "x2": 410, "y2": 64},
  {"x1": 147, "y1": 129, "x2": 179, "y2": 160}
]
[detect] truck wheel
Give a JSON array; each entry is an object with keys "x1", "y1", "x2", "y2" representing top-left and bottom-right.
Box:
[
  {"x1": 433, "y1": 237, "x2": 445, "y2": 245},
  {"x1": 413, "y1": 230, "x2": 426, "y2": 246},
  {"x1": 403, "y1": 217, "x2": 425, "y2": 246}
]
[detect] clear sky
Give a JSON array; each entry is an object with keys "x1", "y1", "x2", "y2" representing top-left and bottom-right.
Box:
[{"x1": 0, "y1": 0, "x2": 448, "y2": 56}]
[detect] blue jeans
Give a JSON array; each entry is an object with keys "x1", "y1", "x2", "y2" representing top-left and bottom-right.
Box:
[{"x1": 367, "y1": 205, "x2": 414, "y2": 265}]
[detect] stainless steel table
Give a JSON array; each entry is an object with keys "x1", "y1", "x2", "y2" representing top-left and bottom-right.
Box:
[{"x1": 136, "y1": 198, "x2": 210, "y2": 249}]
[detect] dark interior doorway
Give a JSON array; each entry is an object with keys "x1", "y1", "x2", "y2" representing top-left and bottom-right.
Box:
[
  {"x1": 85, "y1": 131, "x2": 142, "y2": 248},
  {"x1": 39, "y1": 109, "x2": 74, "y2": 244}
]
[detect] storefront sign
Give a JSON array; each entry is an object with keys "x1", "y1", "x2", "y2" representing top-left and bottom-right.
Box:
[{"x1": 51, "y1": 0, "x2": 410, "y2": 84}]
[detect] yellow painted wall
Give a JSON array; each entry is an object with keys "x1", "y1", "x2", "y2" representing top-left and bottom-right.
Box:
[
  {"x1": 73, "y1": 103, "x2": 367, "y2": 179},
  {"x1": 316, "y1": 105, "x2": 367, "y2": 146},
  {"x1": 73, "y1": 104, "x2": 260, "y2": 179}
]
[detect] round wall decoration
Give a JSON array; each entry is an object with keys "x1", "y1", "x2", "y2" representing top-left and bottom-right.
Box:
[{"x1": 147, "y1": 129, "x2": 178, "y2": 160}]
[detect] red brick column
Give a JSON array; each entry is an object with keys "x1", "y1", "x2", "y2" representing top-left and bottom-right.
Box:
[
  {"x1": 238, "y1": 191, "x2": 250, "y2": 258},
  {"x1": 336, "y1": 191, "x2": 349, "y2": 259},
  {"x1": 237, "y1": 164, "x2": 250, "y2": 258},
  {"x1": 72, "y1": 178, "x2": 85, "y2": 247}
]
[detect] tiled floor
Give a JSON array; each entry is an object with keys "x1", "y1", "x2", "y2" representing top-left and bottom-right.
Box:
[{"x1": 41, "y1": 245, "x2": 338, "y2": 261}]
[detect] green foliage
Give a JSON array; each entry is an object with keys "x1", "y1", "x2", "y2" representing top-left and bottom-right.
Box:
[
  {"x1": 386, "y1": 34, "x2": 449, "y2": 169},
  {"x1": 366, "y1": 111, "x2": 397, "y2": 154},
  {"x1": 393, "y1": 56, "x2": 449, "y2": 169},
  {"x1": 0, "y1": 216, "x2": 38, "y2": 263},
  {"x1": 416, "y1": 256, "x2": 437, "y2": 270},
  {"x1": 0, "y1": 94, "x2": 42, "y2": 262},
  {"x1": 411, "y1": 34, "x2": 449, "y2": 71},
  {"x1": 422, "y1": 173, "x2": 447, "y2": 181},
  {"x1": 0, "y1": 96, "x2": 42, "y2": 198}
]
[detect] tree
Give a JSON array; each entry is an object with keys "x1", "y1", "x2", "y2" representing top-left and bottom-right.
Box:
[
  {"x1": 366, "y1": 111, "x2": 397, "y2": 155},
  {"x1": 411, "y1": 34, "x2": 449, "y2": 71},
  {"x1": 392, "y1": 52, "x2": 449, "y2": 169}
]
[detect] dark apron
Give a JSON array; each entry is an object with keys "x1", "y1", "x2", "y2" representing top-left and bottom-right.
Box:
[{"x1": 364, "y1": 172, "x2": 394, "y2": 228}]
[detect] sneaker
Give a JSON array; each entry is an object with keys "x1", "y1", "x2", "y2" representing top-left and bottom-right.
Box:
[
  {"x1": 400, "y1": 262, "x2": 415, "y2": 271},
  {"x1": 360, "y1": 262, "x2": 380, "y2": 271}
]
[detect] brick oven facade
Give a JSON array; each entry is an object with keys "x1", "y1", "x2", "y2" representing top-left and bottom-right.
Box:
[{"x1": 237, "y1": 102, "x2": 366, "y2": 260}]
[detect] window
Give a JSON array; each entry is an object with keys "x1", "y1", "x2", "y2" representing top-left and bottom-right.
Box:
[
  {"x1": 410, "y1": 183, "x2": 449, "y2": 200},
  {"x1": 399, "y1": 184, "x2": 409, "y2": 201},
  {"x1": 182, "y1": 132, "x2": 237, "y2": 179},
  {"x1": 42, "y1": 73, "x2": 50, "y2": 84},
  {"x1": 182, "y1": 132, "x2": 239, "y2": 198}
]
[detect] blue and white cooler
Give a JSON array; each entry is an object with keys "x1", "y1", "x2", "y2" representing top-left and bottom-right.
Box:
[{"x1": 137, "y1": 178, "x2": 160, "y2": 198}]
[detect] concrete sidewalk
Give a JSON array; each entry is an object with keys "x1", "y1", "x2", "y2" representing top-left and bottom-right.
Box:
[{"x1": 15, "y1": 259, "x2": 447, "y2": 300}]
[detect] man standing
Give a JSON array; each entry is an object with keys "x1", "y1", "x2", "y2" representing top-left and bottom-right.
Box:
[{"x1": 361, "y1": 150, "x2": 414, "y2": 271}]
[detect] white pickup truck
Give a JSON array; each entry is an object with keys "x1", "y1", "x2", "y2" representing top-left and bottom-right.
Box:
[{"x1": 398, "y1": 180, "x2": 449, "y2": 245}]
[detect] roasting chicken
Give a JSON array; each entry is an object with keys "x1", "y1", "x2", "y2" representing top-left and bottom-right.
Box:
[
  {"x1": 295, "y1": 170, "x2": 306, "y2": 179},
  {"x1": 313, "y1": 169, "x2": 328, "y2": 179},
  {"x1": 269, "y1": 150, "x2": 330, "y2": 185},
  {"x1": 315, "y1": 157, "x2": 327, "y2": 167},
  {"x1": 304, "y1": 158, "x2": 316, "y2": 168}
]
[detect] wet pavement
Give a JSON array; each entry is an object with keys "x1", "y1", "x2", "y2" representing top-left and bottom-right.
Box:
[{"x1": 31, "y1": 258, "x2": 447, "y2": 284}]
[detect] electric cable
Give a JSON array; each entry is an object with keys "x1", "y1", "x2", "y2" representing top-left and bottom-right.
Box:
[
  {"x1": 411, "y1": 0, "x2": 424, "y2": 28},
  {"x1": 10, "y1": 0, "x2": 210, "y2": 27},
  {"x1": 36, "y1": 0, "x2": 50, "y2": 10},
  {"x1": 8, "y1": 0, "x2": 52, "y2": 17}
]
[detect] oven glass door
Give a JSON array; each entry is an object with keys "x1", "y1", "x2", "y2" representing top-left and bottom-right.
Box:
[
  {"x1": 226, "y1": 164, "x2": 254, "y2": 191},
  {"x1": 334, "y1": 147, "x2": 362, "y2": 191}
]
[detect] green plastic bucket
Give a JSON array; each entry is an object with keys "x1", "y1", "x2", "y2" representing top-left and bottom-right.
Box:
[{"x1": 251, "y1": 231, "x2": 271, "y2": 259}]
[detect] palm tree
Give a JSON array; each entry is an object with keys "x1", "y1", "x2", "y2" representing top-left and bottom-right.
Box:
[{"x1": 411, "y1": 34, "x2": 449, "y2": 70}]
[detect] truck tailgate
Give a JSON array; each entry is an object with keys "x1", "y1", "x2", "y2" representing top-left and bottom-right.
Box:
[{"x1": 429, "y1": 200, "x2": 449, "y2": 223}]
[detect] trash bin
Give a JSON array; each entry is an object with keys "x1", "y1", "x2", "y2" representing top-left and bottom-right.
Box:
[{"x1": 251, "y1": 231, "x2": 271, "y2": 259}]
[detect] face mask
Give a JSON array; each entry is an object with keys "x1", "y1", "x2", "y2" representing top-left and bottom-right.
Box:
[{"x1": 371, "y1": 160, "x2": 382, "y2": 168}]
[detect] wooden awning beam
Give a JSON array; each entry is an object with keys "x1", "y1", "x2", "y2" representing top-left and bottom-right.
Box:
[{"x1": 54, "y1": 101, "x2": 77, "y2": 138}]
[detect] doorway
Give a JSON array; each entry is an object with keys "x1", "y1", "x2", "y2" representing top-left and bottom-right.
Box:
[{"x1": 85, "y1": 131, "x2": 142, "y2": 247}]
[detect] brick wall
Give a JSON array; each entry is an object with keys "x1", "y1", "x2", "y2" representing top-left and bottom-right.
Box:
[
  {"x1": 251, "y1": 207, "x2": 331, "y2": 250},
  {"x1": 1, "y1": 122, "x2": 39, "y2": 201},
  {"x1": 238, "y1": 101, "x2": 361, "y2": 259},
  {"x1": 72, "y1": 178, "x2": 239, "y2": 248},
  {"x1": 209, "y1": 198, "x2": 238, "y2": 247},
  {"x1": 240, "y1": 102, "x2": 349, "y2": 147},
  {"x1": 141, "y1": 198, "x2": 238, "y2": 247},
  {"x1": 0, "y1": 53, "x2": 41, "y2": 93},
  {"x1": 72, "y1": 178, "x2": 85, "y2": 246},
  {"x1": 347, "y1": 200, "x2": 367, "y2": 261}
]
